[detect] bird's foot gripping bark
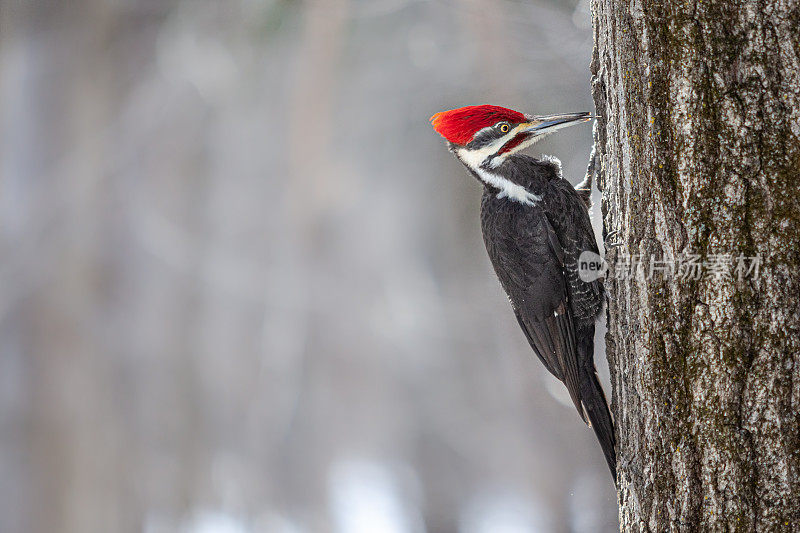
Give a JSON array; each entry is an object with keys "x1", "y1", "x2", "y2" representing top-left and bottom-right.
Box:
[{"x1": 575, "y1": 144, "x2": 597, "y2": 211}]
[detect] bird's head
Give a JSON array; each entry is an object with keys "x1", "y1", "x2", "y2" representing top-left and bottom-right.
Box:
[{"x1": 430, "y1": 105, "x2": 593, "y2": 172}]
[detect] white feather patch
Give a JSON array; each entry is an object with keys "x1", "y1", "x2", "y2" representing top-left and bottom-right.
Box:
[{"x1": 456, "y1": 144, "x2": 541, "y2": 206}]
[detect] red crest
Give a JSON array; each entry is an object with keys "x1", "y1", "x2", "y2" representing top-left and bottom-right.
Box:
[{"x1": 430, "y1": 105, "x2": 525, "y2": 145}]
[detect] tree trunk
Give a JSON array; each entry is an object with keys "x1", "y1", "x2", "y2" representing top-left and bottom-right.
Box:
[{"x1": 590, "y1": 0, "x2": 800, "y2": 530}]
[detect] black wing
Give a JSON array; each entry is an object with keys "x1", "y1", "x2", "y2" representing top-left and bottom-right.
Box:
[
  {"x1": 481, "y1": 198, "x2": 586, "y2": 420},
  {"x1": 544, "y1": 177, "x2": 604, "y2": 323}
]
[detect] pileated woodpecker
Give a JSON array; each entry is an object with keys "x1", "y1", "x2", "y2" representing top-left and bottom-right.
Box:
[{"x1": 431, "y1": 105, "x2": 616, "y2": 480}]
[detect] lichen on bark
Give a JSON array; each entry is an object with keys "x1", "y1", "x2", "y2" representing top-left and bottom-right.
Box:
[{"x1": 590, "y1": 0, "x2": 800, "y2": 530}]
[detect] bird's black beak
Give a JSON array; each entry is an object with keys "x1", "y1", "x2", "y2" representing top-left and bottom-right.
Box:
[{"x1": 520, "y1": 112, "x2": 594, "y2": 136}]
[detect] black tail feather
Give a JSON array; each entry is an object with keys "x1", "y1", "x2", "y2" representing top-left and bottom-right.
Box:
[
  {"x1": 576, "y1": 323, "x2": 617, "y2": 483},
  {"x1": 582, "y1": 367, "x2": 617, "y2": 482}
]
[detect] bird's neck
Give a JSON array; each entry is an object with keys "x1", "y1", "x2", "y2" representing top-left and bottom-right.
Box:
[
  {"x1": 459, "y1": 153, "x2": 560, "y2": 206},
  {"x1": 476, "y1": 167, "x2": 542, "y2": 206}
]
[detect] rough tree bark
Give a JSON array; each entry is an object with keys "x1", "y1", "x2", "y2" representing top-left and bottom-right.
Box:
[{"x1": 590, "y1": 0, "x2": 800, "y2": 530}]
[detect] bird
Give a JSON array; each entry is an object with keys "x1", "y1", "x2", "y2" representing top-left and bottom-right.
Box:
[{"x1": 430, "y1": 104, "x2": 616, "y2": 480}]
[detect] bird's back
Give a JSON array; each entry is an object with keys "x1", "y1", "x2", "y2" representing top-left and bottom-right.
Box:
[
  {"x1": 479, "y1": 155, "x2": 603, "y2": 324},
  {"x1": 480, "y1": 194, "x2": 566, "y2": 322}
]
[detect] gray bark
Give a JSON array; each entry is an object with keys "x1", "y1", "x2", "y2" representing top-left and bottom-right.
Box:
[{"x1": 591, "y1": 0, "x2": 800, "y2": 530}]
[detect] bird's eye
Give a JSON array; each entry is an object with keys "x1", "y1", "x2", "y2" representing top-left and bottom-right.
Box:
[{"x1": 497, "y1": 122, "x2": 510, "y2": 133}]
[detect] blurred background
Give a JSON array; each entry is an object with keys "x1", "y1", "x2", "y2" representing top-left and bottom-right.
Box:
[{"x1": 0, "y1": 0, "x2": 616, "y2": 531}]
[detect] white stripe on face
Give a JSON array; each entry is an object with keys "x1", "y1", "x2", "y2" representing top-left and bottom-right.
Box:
[{"x1": 454, "y1": 125, "x2": 542, "y2": 206}]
